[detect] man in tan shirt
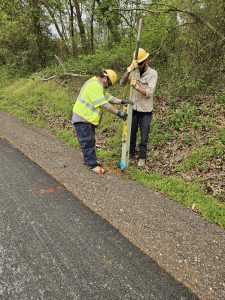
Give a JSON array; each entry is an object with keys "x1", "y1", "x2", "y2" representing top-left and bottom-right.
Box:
[{"x1": 120, "y1": 48, "x2": 158, "y2": 167}]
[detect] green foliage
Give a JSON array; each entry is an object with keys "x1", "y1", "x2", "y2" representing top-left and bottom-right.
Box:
[
  {"x1": 97, "y1": 149, "x2": 119, "y2": 162},
  {"x1": 0, "y1": 0, "x2": 224, "y2": 95},
  {"x1": 0, "y1": 66, "x2": 12, "y2": 87},
  {"x1": 175, "y1": 143, "x2": 224, "y2": 172},
  {"x1": 219, "y1": 127, "x2": 225, "y2": 145},
  {"x1": 216, "y1": 91, "x2": 225, "y2": 109},
  {"x1": 0, "y1": 79, "x2": 73, "y2": 124},
  {"x1": 164, "y1": 102, "x2": 198, "y2": 131},
  {"x1": 65, "y1": 43, "x2": 133, "y2": 74},
  {"x1": 54, "y1": 129, "x2": 79, "y2": 148},
  {"x1": 0, "y1": 1, "x2": 56, "y2": 74},
  {"x1": 149, "y1": 120, "x2": 172, "y2": 146}
]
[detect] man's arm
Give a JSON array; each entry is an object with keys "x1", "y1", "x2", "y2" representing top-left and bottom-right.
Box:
[
  {"x1": 130, "y1": 78, "x2": 147, "y2": 96},
  {"x1": 120, "y1": 60, "x2": 138, "y2": 85},
  {"x1": 131, "y1": 71, "x2": 158, "y2": 98},
  {"x1": 101, "y1": 103, "x2": 118, "y2": 115},
  {"x1": 100, "y1": 103, "x2": 127, "y2": 120},
  {"x1": 135, "y1": 85, "x2": 147, "y2": 97},
  {"x1": 145, "y1": 71, "x2": 158, "y2": 98},
  {"x1": 120, "y1": 72, "x2": 130, "y2": 85},
  {"x1": 109, "y1": 97, "x2": 121, "y2": 104},
  {"x1": 109, "y1": 97, "x2": 133, "y2": 105}
]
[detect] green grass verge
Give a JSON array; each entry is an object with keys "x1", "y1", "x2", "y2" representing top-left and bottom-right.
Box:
[
  {"x1": 0, "y1": 78, "x2": 73, "y2": 122},
  {"x1": 127, "y1": 168, "x2": 225, "y2": 228}
]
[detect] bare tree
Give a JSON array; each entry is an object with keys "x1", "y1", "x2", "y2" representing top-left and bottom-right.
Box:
[
  {"x1": 90, "y1": 0, "x2": 96, "y2": 51},
  {"x1": 73, "y1": 0, "x2": 88, "y2": 53}
]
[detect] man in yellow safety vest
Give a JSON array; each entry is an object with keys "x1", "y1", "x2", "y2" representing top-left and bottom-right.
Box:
[{"x1": 72, "y1": 69, "x2": 133, "y2": 174}]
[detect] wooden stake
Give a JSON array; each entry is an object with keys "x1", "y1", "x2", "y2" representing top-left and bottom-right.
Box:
[{"x1": 119, "y1": 18, "x2": 143, "y2": 171}]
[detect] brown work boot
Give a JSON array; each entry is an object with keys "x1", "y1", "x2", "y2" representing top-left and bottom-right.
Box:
[
  {"x1": 138, "y1": 159, "x2": 146, "y2": 167},
  {"x1": 90, "y1": 166, "x2": 106, "y2": 175}
]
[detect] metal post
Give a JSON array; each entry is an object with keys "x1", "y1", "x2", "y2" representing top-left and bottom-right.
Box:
[{"x1": 119, "y1": 18, "x2": 143, "y2": 171}]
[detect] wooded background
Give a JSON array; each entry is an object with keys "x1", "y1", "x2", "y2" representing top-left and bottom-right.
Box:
[{"x1": 0, "y1": 0, "x2": 224, "y2": 94}]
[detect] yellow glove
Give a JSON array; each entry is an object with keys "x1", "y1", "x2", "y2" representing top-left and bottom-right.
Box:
[
  {"x1": 127, "y1": 60, "x2": 138, "y2": 73},
  {"x1": 130, "y1": 77, "x2": 138, "y2": 89}
]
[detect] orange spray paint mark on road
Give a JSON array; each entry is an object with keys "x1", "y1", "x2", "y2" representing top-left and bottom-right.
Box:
[{"x1": 35, "y1": 185, "x2": 64, "y2": 196}]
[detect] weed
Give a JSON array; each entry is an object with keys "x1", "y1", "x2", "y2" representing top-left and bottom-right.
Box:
[
  {"x1": 216, "y1": 91, "x2": 225, "y2": 109},
  {"x1": 175, "y1": 143, "x2": 224, "y2": 172}
]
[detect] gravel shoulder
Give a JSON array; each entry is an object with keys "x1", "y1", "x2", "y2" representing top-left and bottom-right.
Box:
[{"x1": 0, "y1": 111, "x2": 224, "y2": 300}]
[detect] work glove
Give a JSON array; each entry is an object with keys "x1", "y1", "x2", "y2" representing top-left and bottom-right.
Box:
[
  {"x1": 117, "y1": 110, "x2": 127, "y2": 121},
  {"x1": 127, "y1": 60, "x2": 138, "y2": 73},
  {"x1": 130, "y1": 77, "x2": 138, "y2": 89},
  {"x1": 121, "y1": 99, "x2": 134, "y2": 105}
]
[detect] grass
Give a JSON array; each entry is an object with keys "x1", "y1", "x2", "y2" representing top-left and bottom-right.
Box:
[
  {"x1": 0, "y1": 78, "x2": 74, "y2": 123},
  {"x1": 127, "y1": 168, "x2": 225, "y2": 228},
  {"x1": 175, "y1": 143, "x2": 224, "y2": 172},
  {"x1": 0, "y1": 66, "x2": 12, "y2": 87},
  {"x1": 216, "y1": 91, "x2": 225, "y2": 109},
  {"x1": 54, "y1": 129, "x2": 79, "y2": 148},
  {"x1": 0, "y1": 77, "x2": 225, "y2": 228},
  {"x1": 149, "y1": 120, "x2": 173, "y2": 146},
  {"x1": 165, "y1": 103, "x2": 198, "y2": 131}
]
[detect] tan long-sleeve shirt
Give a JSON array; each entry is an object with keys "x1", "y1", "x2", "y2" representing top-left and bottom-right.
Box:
[{"x1": 126, "y1": 66, "x2": 158, "y2": 112}]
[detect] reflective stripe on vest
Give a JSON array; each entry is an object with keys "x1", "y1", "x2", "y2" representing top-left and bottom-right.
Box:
[
  {"x1": 93, "y1": 93, "x2": 111, "y2": 106},
  {"x1": 77, "y1": 78, "x2": 110, "y2": 113},
  {"x1": 77, "y1": 96, "x2": 100, "y2": 116},
  {"x1": 78, "y1": 78, "x2": 111, "y2": 108}
]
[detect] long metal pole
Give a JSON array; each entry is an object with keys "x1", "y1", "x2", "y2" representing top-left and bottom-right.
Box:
[{"x1": 119, "y1": 18, "x2": 143, "y2": 171}]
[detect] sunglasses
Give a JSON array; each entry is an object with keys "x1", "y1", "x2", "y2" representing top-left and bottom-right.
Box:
[
  {"x1": 138, "y1": 60, "x2": 145, "y2": 66},
  {"x1": 107, "y1": 77, "x2": 112, "y2": 86}
]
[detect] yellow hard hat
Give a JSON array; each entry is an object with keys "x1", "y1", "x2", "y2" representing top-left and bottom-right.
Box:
[
  {"x1": 133, "y1": 48, "x2": 149, "y2": 63},
  {"x1": 103, "y1": 69, "x2": 118, "y2": 85}
]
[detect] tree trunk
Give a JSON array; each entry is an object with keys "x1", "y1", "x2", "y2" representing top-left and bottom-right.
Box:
[
  {"x1": 29, "y1": 0, "x2": 45, "y2": 69},
  {"x1": 90, "y1": 0, "x2": 96, "y2": 52},
  {"x1": 68, "y1": 0, "x2": 76, "y2": 56},
  {"x1": 43, "y1": 4, "x2": 70, "y2": 55},
  {"x1": 73, "y1": 0, "x2": 88, "y2": 53}
]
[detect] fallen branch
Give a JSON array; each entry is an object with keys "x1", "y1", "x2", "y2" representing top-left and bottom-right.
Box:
[
  {"x1": 31, "y1": 73, "x2": 90, "y2": 82},
  {"x1": 62, "y1": 72, "x2": 89, "y2": 77},
  {"x1": 40, "y1": 75, "x2": 57, "y2": 81},
  {"x1": 54, "y1": 54, "x2": 66, "y2": 74},
  {"x1": 31, "y1": 55, "x2": 90, "y2": 82}
]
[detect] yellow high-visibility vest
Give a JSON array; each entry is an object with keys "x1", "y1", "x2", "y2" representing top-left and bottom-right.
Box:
[{"x1": 73, "y1": 76, "x2": 113, "y2": 126}]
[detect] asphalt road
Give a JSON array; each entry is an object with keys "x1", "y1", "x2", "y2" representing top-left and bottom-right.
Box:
[{"x1": 0, "y1": 138, "x2": 197, "y2": 300}]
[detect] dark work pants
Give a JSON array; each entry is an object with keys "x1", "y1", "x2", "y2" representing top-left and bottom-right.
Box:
[
  {"x1": 130, "y1": 110, "x2": 152, "y2": 159},
  {"x1": 73, "y1": 122, "x2": 98, "y2": 168}
]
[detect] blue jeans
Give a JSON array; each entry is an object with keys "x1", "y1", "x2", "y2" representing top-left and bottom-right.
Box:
[
  {"x1": 74, "y1": 122, "x2": 98, "y2": 168},
  {"x1": 130, "y1": 110, "x2": 152, "y2": 159}
]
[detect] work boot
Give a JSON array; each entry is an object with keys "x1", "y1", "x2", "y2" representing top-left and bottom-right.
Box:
[
  {"x1": 90, "y1": 166, "x2": 106, "y2": 175},
  {"x1": 138, "y1": 159, "x2": 146, "y2": 167}
]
